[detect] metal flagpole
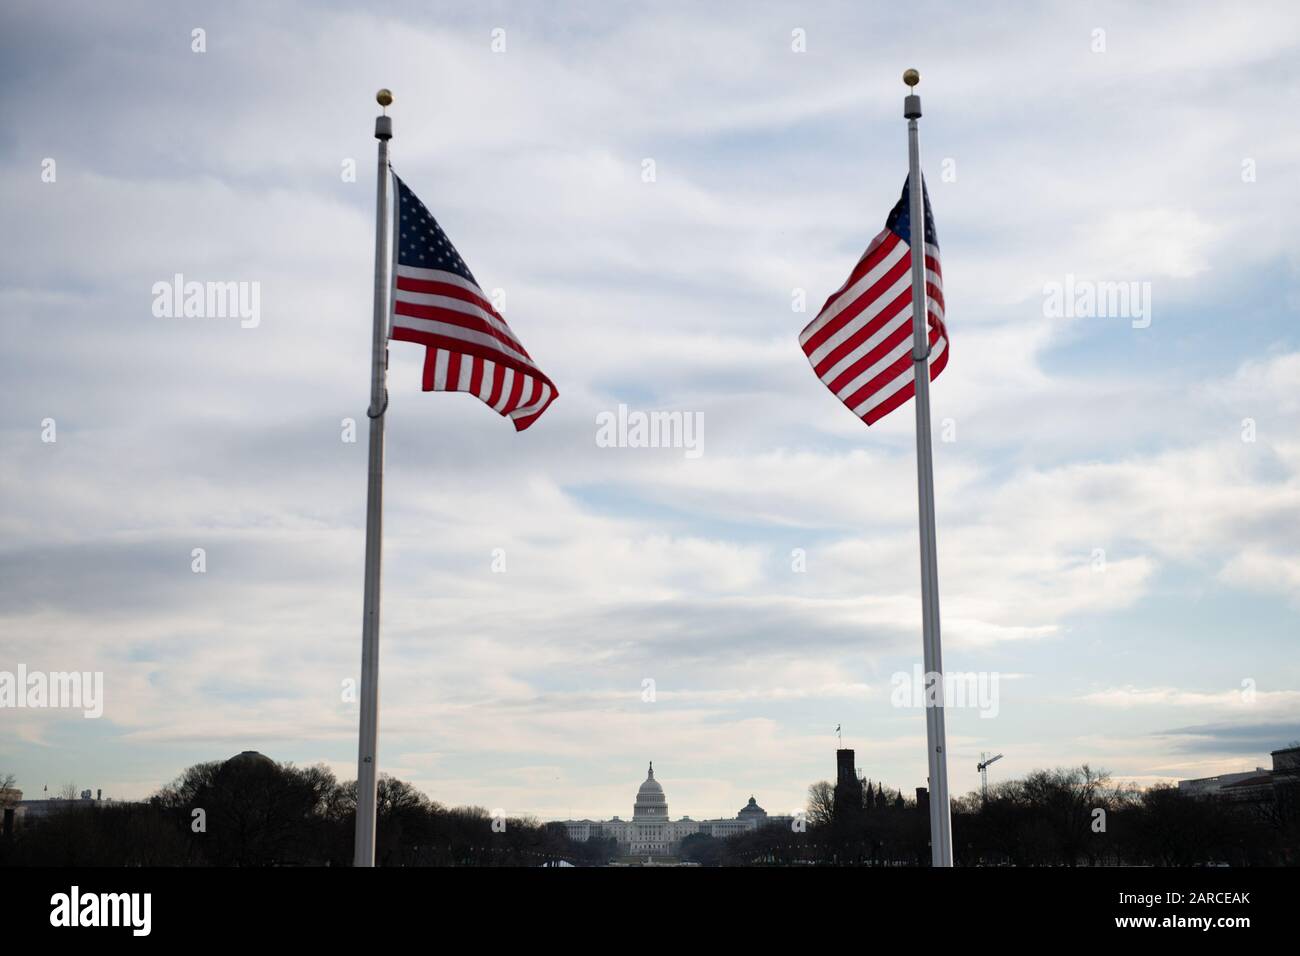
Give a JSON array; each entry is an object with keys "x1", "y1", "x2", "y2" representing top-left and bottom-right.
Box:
[
  {"x1": 902, "y1": 68, "x2": 953, "y2": 867},
  {"x1": 354, "y1": 88, "x2": 394, "y2": 868}
]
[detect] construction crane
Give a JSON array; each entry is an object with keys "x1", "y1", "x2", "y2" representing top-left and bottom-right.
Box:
[{"x1": 977, "y1": 752, "x2": 1004, "y2": 801}]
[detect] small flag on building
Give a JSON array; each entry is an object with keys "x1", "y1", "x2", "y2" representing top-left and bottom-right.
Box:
[
  {"x1": 390, "y1": 172, "x2": 558, "y2": 431},
  {"x1": 798, "y1": 176, "x2": 947, "y2": 426}
]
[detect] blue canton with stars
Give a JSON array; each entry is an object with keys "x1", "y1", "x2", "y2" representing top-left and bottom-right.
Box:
[
  {"x1": 885, "y1": 175, "x2": 939, "y2": 248},
  {"x1": 393, "y1": 171, "x2": 480, "y2": 286}
]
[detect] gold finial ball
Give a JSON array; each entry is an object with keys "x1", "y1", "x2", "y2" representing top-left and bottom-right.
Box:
[
  {"x1": 376, "y1": 89, "x2": 394, "y2": 107},
  {"x1": 903, "y1": 69, "x2": 920, "y2": 88}
]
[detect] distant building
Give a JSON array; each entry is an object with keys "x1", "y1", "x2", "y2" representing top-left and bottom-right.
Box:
[
  {"x1": 560, "y1": 763, "x2": 791, "y2": 857},
  {"x1": 1, "y1": 787, "x2": 21, "y2": 838},
  {"x1": 737, "y1": 795, "x2": 767, "y2": 824},
  {"x1": 1178, "y1": 745, "x2": 1300, "y2": 802},
  {"x1": 14, "y1": 787, "x2": 108, "y2": 825},
  {"x1": 1177, "y1": 769, "x2": 1270, "y2": 797},
  {"x1": 222, "y1": 750, "x2": 278, "y2": 772},
  {"x1": 1273, "y1": 745, "x2": 1300, "y2": 777},
  {"x1": 833, "y1": 749, "x2": 864, "y2": 821}
]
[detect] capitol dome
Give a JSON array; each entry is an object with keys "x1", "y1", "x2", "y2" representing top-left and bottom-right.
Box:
[
  {"x1": 633, "y1": 762, "x2": 668, "y2": 820},
  {"x1": 638, "y1": 764, "x2": 664, "y2": 795}
]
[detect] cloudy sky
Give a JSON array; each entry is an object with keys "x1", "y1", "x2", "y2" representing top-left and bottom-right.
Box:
[{"x1": 2, "y1": 0, "x2": 1298, "y2": 822}]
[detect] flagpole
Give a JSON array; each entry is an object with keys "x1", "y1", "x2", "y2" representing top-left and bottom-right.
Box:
[
  {"x1": 903, "y1": 68, "x2": 954, "y2": 867},
  {"x1": 354, "y1": 88, "x2": 394, "y2": 868}
]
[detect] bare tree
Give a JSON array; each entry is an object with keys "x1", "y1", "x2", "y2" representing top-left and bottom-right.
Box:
[{"x1": 806, "y1": 780, "x2": 835, "y2": 828}]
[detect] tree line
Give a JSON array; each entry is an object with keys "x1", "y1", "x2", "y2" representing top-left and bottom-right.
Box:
[
  {"x1": 0, "y1": 757, "x2": 607, "y2": 867},
  {"x1": 4, "y1": 759, "x2": 1295, "y2": 866},
  {"x1": 680, "y1": 764, "x2": 1298, "y2": 866}
]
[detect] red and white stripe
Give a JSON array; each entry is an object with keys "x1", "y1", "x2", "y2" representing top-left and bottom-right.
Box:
[
  {"x1": 799, "y1": 229, "x2": 947, "y2": 426},
  {"x1": 391, "y1": 264, "x2": 558, "y2": 431}
]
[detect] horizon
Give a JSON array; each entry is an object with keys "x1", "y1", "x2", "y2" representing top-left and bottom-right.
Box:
[{"x1": 6, "y1": 738, "x2": 1294, "y2": 825}]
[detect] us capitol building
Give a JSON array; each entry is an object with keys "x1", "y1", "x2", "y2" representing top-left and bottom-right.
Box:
[{"x1": 560, "y1": 763, "x2": 791, "y2": 857}]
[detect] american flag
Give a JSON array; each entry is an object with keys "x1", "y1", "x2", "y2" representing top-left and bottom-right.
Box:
[
  {"x1": 799, "y1": 176, "x2": 947, "y2": 426},
  {"x1": 389, "y1": 172, "x2": 558, "y2": 431}
]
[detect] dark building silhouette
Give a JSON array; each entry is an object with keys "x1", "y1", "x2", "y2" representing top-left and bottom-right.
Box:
[
  {"x1": 223, "y1": 750, "x2": 277, "y2": 772},
  {"x1": 0, "y1": 785, "x2": 19, "y2": 840},
  {"x1": 1270, "y1": 745, "x2": 1300, "y2": 778},
  {"x1": 833, "y1": 749, "x2": 864, "y2": 822},
  {"x1": 835, "y1": 749, "x2": 859, "y2": 790}
]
